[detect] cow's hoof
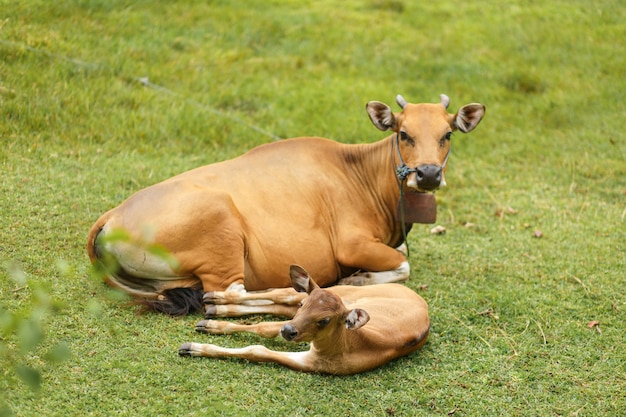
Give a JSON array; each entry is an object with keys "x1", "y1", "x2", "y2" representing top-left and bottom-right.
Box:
[
  {"x1": 204, "y1": 305, "x2": 217, "y2": 318},
  {"x1": 337, "y1": 275, "x2": 368, "y2": 286},
  {"x1": 179, "y1": 343, "x2": 193, "y2": 356}
]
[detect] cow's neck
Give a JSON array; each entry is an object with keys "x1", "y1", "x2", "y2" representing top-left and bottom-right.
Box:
[
  {"x1": 310, "y1": 326, "x2": 352, "y2": 357},
  {"x1": 340, "y1": 135, "x2": 403, "y2": 240}
]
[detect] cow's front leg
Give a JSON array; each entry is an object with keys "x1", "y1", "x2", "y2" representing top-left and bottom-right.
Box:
[
  {"x1": 203, "y1": 283, "x2": 303, "y2": 318},
  {"x1": 337, "y1": 261, "x2": 410, "y2": 285},
  {"x1": 395, "y1": 243, "x2": 408, "y2": 256},
  {"x1": 203, "y1": 285, "x2": 305, "y2": 306},
  {"x1": 337, "y1": 238, "x2": 410, "y2": 285}
]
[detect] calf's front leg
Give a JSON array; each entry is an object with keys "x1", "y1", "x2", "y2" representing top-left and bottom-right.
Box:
[{"x1": 179, "y1": 343, "x2": 314, "y2": 372}]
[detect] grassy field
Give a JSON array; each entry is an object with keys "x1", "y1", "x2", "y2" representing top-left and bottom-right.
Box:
[{"x1": 1, "y1": 0, "x2": 624, "y2": 415}]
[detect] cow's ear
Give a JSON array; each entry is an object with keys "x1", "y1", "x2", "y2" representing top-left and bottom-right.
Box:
[
  {"x1": 345, "y1": 308, "x2": 370, "y2": 330},
  {"x1": 289, "y1": 265, "x2": 320, "y2": 294},
  {"x1": 453, "y1": 103, "x2": 485, "y2": 133},
  {"x1": 366, "y1": 101, "x2": 396, "y2": 131}
]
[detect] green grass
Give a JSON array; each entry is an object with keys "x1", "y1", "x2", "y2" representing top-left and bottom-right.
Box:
[{"x1": 1, "y1": 0, "x2": 625, "y2": 415}]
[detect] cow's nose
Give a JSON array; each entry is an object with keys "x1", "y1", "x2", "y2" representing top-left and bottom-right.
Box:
[
  {"x1": 415, "y1": 164, "x2": 442, "y2": 191},
  {"x1": 281, "y1": 324, "x2": 298, "y2": 341}
]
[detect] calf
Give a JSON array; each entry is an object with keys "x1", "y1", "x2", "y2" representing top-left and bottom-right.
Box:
[{"x1": 179, "y1": 265, "x2": 430, "y2": 375}]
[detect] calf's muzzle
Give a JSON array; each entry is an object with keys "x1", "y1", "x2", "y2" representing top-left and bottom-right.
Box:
[{"x1": 280, "y1": 324, "x2": 298, "y2": 341}]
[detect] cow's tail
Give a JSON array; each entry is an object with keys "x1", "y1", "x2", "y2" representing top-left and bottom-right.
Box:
[{"x1": 86, "y1": 216, "x2": 204, "y2": 316}]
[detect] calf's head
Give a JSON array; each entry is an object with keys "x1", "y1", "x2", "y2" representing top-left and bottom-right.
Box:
[
  {"x1": 366, "y1": 94, "x2": 485, "y2": 192},
  {"x1": 280, "y1": 265, "x2": 369, "y2": 343}
]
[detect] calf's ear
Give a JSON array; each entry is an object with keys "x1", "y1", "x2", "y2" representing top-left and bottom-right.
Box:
[
  {"x1": 345, "y1": 308, "x2": 370, "y2": 330},
  {"x1": 454, "y1": 103, "x2": 485, "y2": 133},
  {"x1": 366, "y1": 101, "x2": 396, "y2": 131},
  {"x1": 289, "y1": 265, "x2": 320, "y2": 294}
]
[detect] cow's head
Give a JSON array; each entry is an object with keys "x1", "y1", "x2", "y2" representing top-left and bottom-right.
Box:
[
  {"x1": 280, "y1": 265, "x2": 369, "y2": 343},
  {"x1": 366, "y1": 94, "x2": 485, "y2": 192}
]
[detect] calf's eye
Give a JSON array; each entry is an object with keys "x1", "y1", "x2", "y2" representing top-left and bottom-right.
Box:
[{"x1": 317, "y1": 318, "x2": 330, "y2": 328}]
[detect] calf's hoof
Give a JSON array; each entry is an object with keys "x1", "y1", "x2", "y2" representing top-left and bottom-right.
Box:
[
  {"x1": 195, "y1": 319, "x2": 211, "y2": 333},
  {"x1": 178, "y1": 343, "x2": 193, "y2": 356}
]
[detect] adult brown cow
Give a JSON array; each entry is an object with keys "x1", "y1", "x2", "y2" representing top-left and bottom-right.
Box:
[{"x1": 87, "y1": 94, "x2": 485, "y2": 316}]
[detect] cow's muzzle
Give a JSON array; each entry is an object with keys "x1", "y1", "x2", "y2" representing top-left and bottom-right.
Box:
[{"x1": 412, "y1": 164, "x2": 442, "y2": 191}]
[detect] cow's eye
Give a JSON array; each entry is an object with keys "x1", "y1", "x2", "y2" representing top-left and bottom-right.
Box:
[
  {"x1": 440, "y1": 132, "x2": 452, "y2": 147},
  {"x1": 317, "y1": 318, "x2": 330, "y2": 328},
  {"x1": 399, "y1": 131, "x2": 415, "y2": 145}
]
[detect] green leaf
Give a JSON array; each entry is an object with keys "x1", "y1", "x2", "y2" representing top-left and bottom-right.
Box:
[
  {"x1": 15, "y1": 365, "x2": 42, "y2": 391},
  {"x1": 99, "y1": 228, "x2": 131, "y2": 243},
  {"x1": 32, "y1": 287, "x2": 52, "y2": 310},
  {"x1": 0, "y1": 308, "x2": 16, "y2": 337},
  {"x1": 90, "y1": 253, "x2": 121, "y2": 281},
  {"x1": 55, "y1": 259, "x2": 71, "y2": 276},
  {"x1": 16, "y1": 318, "x2": 44, "y2": 353},
  {"x1": 0, "y1": 400, "x2": 14, "y2": 417},
  {"x1": 147, "y1": 244, "x2": 179, "y2": 269},
  {"x1": 45, "y1": 341, "x2": 71, "y2": 363},
  {"x1": 4, "y1": 261, "x2": 27, "y2": 286},
  {"x1": 86, "y1": 298, "x2": 103, "y2": 317}
]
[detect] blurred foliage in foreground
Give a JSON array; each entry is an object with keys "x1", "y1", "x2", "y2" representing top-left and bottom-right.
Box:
[{"x1": 1, "y1": 261, "x2": 71, "y2": 414}]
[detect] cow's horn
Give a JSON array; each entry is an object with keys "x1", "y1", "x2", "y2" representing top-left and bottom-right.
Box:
[
  {"x1": 440, "y1": 94, "x2": 450, "y2": 109},
  {"x1": 396, "y1": 94, "x2": 407, "y2": 109}
]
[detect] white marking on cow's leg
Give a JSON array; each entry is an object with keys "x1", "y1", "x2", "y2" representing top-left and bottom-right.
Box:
[
  {"x1": 395, "y1": 243, "x2": 408, "y2": 256},
  {"x1": 336, "y1": 261, "x2": 410, "y2": 286},
  {"x1": 226, "y1": 282, "x2": 246, "y2": 293}
]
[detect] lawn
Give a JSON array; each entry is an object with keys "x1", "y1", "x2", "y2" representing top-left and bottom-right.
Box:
[{"x1": 1, "y1": 1, "x2": 624, "y2": 416}]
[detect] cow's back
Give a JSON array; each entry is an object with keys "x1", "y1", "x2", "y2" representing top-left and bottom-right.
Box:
[{"x1": 113, "y1": 137, "x2": 359, "y2": 289}]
